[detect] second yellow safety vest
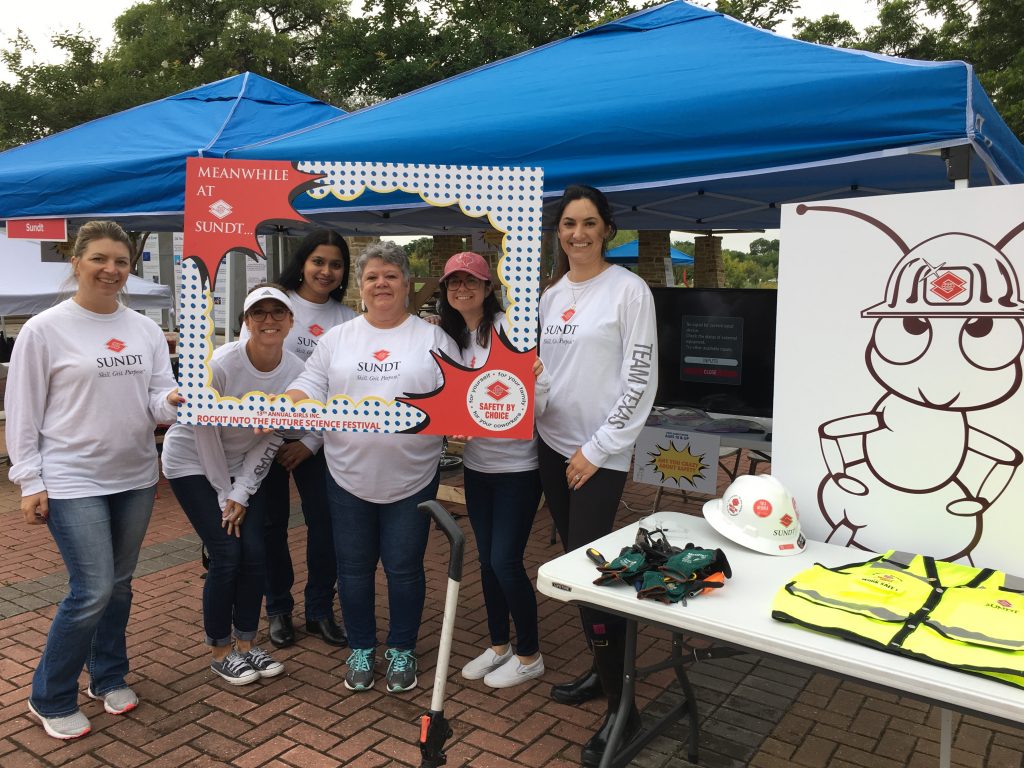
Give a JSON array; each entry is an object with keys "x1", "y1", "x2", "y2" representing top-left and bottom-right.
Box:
[{"x1": 772, "y1": 551, "x2": 1024, "y2": 688}]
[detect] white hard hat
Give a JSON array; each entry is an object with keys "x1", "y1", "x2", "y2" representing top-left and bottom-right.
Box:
[{"x1": 703, "y1": 474, "x2": 806, "y2": 556}]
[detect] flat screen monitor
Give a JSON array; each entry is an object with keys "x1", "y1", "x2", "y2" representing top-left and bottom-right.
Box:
[{"x1": 651, "y1": 287, "x2": 777, "y2": 418}]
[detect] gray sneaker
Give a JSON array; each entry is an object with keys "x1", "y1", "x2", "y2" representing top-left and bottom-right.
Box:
[
  {"x1": 87, "y1": 685, "x2": 138, "y2": 715},
  {"x1": 27, "y1": 700, "x2": 91, "y2": 740},
  {"x1": 385, "y1": 648, "x2": 418, "y2": 693},
  {"x1": 245, "y1": 646, "x2": 285, "y2": 678},
  {"x1": 344, "y1": 648, "x2": 376, "y2": 691},
  {"x1": 211, "y1": 650, "x2": 260, "y2": 685}
]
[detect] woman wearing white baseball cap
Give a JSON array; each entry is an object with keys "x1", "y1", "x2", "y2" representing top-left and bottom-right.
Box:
[
  {"x1": 240, "y1": 229, "x2": 357, "y2": 650},
  {"x1": 162, "y1": 284, "x2": 303, "y2": 686}
]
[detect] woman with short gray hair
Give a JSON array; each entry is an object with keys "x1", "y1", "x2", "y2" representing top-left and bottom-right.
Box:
[{"x1": 285, "y1": 241, "x2": 458, "y2": 694}]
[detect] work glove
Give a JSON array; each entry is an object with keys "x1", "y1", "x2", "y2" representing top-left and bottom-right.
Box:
[{"x1": 593, "y1": 546, "x2": 647, "y2": 586}]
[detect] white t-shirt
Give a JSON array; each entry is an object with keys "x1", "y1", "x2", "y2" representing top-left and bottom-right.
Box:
[
  {"x1": 239, "y1": 290, "x2": 357, "y2": 361},
  {"x1": 457, "y1": 314, "x2": 538, "y2": 474},
  {"x1": 161, "y1": 341, "x2": 305, "y2": 507},
  {"x1": 537, "y1": 265, "x2": 659, "y2": 472},
  {"x1": 6, "y1": 299, "x2": 178, "y2": 499},
  {"x1": 290, "y1": 314, "x2": 459, "y2": 503}
]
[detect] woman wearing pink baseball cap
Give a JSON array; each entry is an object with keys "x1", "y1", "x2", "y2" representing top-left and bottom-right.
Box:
[{"x1": 437, "y1": 252, "x2": 545, "y2": 689}]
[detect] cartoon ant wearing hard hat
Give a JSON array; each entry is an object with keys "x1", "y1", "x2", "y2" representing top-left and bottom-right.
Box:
[{"x1": 799, "y1": 205, "x2": 1024, "y2": 562}]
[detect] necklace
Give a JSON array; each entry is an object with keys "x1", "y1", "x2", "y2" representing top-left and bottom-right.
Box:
[
  {"x1": 563, "y1": 277, "x2": 589, "y2": 322},
  {"x1": 564, "y1": 263, "x2": 607, "y2": 320}
]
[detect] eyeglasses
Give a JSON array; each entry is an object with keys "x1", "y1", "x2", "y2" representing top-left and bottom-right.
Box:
[
  {"x1": 247, "y1": 307, "x2": 291, "y2": 321},
  {"x1": 446, "y1": 276, "x2": 484, "y2": 290}
]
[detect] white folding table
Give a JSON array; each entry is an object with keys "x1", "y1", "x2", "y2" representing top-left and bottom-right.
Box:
[{"x1": 536, "y1": 512, "x2": 1024, "y2": 767}]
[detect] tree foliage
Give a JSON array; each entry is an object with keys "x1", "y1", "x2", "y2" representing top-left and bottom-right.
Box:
[
  {"x1": 2, "y1": 0, "x2": 1021, "y2": 152},
  {"x1": 723, "y1": 238, "x2": 778, "y2": 288}
]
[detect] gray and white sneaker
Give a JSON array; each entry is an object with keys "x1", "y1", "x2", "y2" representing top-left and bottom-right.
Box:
[
  {"x1": 483, "y1": 654, "x2": 545, "y2": 689},
  {"x1": 27, "y1": 700, "x2": 91, "y2": 740},
  {"x1": 211, "y1": 650, "x2": 260, "y2": 685},
  {"x1": 385, "y1": 648, "x2": 418, "y2": 693},
  {"x1": 87, "y1": 685, "x2": 138, "y2": 715},
  {"x1": 245, "y1": 646, "x2": 285, "y2": 678},
  {"x1": 344, "y1": 648, "x2": 376, "y2": 691},
  {"x1": 462, "y1": 646, "x2": 513, "y2": 680}
]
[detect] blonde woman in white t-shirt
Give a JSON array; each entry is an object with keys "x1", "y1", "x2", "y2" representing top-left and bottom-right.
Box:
[{"x1": 7, "y1": 221, "x2": 180, "y2": 740}]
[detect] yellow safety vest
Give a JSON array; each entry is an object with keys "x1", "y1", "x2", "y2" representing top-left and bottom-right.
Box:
[{"x1": 771, "y1": 551, "x2": 1024, "y2": 689}]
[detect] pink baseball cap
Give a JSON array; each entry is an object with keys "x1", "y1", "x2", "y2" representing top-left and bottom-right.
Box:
[{"x1": 441, "y1": 251, "x2": 492, "y2": 284}]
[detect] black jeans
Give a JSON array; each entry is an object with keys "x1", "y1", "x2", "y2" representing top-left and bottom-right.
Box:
[
  {"x1": 169, "y1": 476, "x2": 269, "y2": 646},
  {"x1": 463, "y1": 467, "x2": 543, "y2": 656},
  {"x1": 538, "y1": 438, "x2": 628, "y2": 646},
  {"x1": 262, "y1": 450, "x2": 338, "y2": 621}
]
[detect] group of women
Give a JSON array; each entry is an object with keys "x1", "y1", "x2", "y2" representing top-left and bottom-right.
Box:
[{"x1": 6, "y1": 185, "x2": 658, "y2": 767}]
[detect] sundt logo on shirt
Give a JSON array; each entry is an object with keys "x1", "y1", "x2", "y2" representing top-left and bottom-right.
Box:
[
  {"x1": 106, "y1": 338, "x2": 126, "y2": 353},
  {"x1": 309, "y1": 324, "x2": 325, "y2": 337},
  {"x1": 358, "y1": 349, "x2": 400, "y2": 373}
]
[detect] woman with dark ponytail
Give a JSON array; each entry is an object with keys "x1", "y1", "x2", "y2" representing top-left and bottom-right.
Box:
[{"x1": 536, "y1": 185, "x2": 658, "y2": 766}]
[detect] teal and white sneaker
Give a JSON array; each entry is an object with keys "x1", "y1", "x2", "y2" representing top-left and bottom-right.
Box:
[
  {"x1": 345, "y1": 648, "x2": 376, "y2": 691},
  {"x1": 385, "y1": 648, "x2": 418, "y2": 693}
]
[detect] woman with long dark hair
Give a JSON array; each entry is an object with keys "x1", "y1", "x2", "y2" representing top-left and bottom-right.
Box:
[
  {"x1": 437, "y1": 252, "x2": 545, "y2": 688},
  {"x1": 536, "y1": 185, "x2": 658, "y2": 766},
  {"x1": 241, "y1": 229, "x2": 356, "y2": 649},
  {"x1": 7, "y1": 221, "x2": 179, "y2": 739}
]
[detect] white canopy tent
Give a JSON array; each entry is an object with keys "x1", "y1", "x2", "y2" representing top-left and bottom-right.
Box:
[{"x1": 0, "y1": 236, "x2": 172, "y2": 316}]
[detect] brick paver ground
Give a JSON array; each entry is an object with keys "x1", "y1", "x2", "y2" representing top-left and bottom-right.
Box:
[{"x1": 0, "y1": 455, "x2": 1021, "y2": 767}]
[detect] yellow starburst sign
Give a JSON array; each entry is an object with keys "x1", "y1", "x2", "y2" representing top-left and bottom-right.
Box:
[{"x1": 647, "y1": 441, "x2": 710, "y2": 487}]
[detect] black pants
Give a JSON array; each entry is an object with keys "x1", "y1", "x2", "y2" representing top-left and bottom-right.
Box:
[{"x1": 538, "y1": 438, "x2": 627, "y2": 647}]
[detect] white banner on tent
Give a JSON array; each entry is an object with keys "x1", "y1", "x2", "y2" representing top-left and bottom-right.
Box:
[{"x1": 773, "y1": 186, "x2": 1024, "y2": 573}]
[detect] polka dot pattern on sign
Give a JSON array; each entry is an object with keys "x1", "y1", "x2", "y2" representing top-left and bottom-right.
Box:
[
  {"x1": 178, "y1": 162, "x2": 543, "y2": 432},
  {"x1": 299, "y1": 161, "x2": 542, "y2": 351}
]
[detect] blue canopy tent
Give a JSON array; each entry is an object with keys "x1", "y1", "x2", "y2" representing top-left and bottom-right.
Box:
[
  {"x1": 0, "y1": 73, "x2": 345, "y2": 231},
  {"x1": 606, "y1": 240, "x2": 693, "y2": 265},
  {"x1": 226, "y1": 1, "x2": 1024, "y2": 234}
]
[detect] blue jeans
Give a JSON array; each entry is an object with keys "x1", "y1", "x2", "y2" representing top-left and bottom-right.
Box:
[
  {"x1": 327, "y1": 472, "x2": 439, "y2": 650},
  {"x1": 30, "y1": 486, "x2": 156, "y2": 718},
  {"x1": 463, "y1": 467, "x2": 542, "y2": 656},
  {"x1": 169, "y1": 476, "x2": 269, "y2": 646},
  {"x1": 263, "y1": 450, "x2": 338, "y2": 620}
]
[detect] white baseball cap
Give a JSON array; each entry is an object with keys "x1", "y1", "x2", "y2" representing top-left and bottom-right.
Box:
[{"x1": 243, "y1": 286, "x2": 294, "y2": 315}]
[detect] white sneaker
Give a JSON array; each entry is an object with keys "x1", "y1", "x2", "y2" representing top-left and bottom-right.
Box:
[
  {"x1": 483, "y1": 654, "x2": 545, "y2": 689},
  {"x1": 461, "y1": 646, "x2": 513, "y2": 680}
]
